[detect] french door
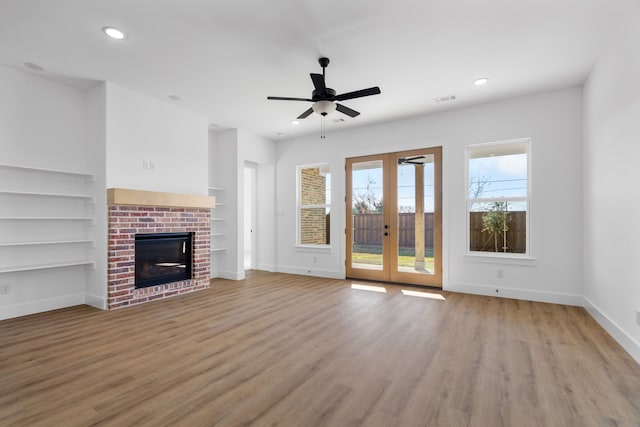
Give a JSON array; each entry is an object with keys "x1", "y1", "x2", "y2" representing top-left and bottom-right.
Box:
[{"x1": 346, "y1": 147, "x2": 442, "y2": 287}]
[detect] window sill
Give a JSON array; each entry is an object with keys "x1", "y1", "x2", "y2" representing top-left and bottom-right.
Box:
[
  {"x1": 295, "y1": 245, "x2": 333, "y2": 252},
  {"x1": 464, "y1": 252, "x2": 536, "y2": 266}
]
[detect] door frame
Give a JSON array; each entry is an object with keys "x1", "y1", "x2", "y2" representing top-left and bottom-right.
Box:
[
  {"x1": 243, "y1": 161, "x2": 257, "y2": 270},
  {"x1": 345, "y1": 147, "x2": 442, "y2": 287},
  {"x1": 345, "y1": 153, "x2": 390, "y2": 282}
]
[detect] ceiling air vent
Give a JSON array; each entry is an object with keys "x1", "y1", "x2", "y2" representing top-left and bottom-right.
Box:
[{"x1": 433, "y1": 95, "x2": 456, "y2": 103}]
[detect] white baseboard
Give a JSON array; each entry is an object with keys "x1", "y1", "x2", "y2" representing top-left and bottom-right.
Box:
[
  {"x1": 0, "y1": 293, "x2": 85, "y2": 320},
  {"x1": 257, "y1": 263, "x2": 276, "y2": 272},
  {"x1": 84, "y1": 293, "x2": 107, "y2": 310},
  {"x1": 276, "y1": 265, "x2": 343, "y2": 280},
  {"x1": 584, "y1": 297, "x2": 640, "y2": 364},
  {"x1": 445, "y1": 280, "x2": 584, "y2": 306},
  {"x1": 213, "y1": 270, "x2": 245, "y2": 281}
]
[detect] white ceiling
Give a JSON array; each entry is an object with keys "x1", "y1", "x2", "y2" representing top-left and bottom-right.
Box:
[{"x1": 0, "y1": 0, "x2": 628, "y2": 140}]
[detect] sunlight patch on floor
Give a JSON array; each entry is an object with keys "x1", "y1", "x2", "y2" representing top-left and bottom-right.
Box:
[
  {"x1": 351, "y1": 283, "x2": 387, "y2": 293},
  {"x1": 401, "y1": 289, "x2": 446, "y2": 300}
]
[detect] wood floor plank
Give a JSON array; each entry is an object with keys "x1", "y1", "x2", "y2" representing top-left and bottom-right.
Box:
[{"x1": 1, "y1": 271, "x2": 639, "y2": 426}]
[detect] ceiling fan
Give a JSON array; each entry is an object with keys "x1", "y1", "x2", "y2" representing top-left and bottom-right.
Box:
[
  {"x1": 267, "y1": 57, "x2": 381, "y2": 120},
  {"x1": 398, "y1": 155, "x2": 427, "y2": 165}
]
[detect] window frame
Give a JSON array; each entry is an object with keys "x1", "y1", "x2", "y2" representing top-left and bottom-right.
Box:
[
  {"x1": 296, "y1": 163, "x2": 332, "y2": 249},
  {"x1": 465, "y1": 138, "x2": 532, "y2": 258}
]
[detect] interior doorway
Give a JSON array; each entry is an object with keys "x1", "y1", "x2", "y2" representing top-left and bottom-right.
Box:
[
  {"x1": 346, "y1": 147, "x2": 442, "y2": 287},
  {"x1": 244, "y1": 162, "x2": 257, "y2": 270}
]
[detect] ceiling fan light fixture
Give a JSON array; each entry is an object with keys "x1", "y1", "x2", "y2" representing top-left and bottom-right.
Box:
[{"x1": 312, "y1": 100, "x2": 336, "y2": 116}]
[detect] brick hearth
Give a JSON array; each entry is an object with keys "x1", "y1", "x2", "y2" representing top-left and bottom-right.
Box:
[{"x1": 107, "y1": 205, "x2": 211, "y2": 309}]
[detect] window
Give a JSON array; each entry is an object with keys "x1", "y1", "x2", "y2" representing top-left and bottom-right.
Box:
[
  {"x1": 297, "y1": 164, "x2": 331, "y2": 246},
  {"x1": 466, "y1": 139, "x2": 530, "y2": 255}
]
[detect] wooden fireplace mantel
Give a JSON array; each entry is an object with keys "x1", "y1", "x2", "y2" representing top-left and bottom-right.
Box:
[{"x1": 107, "y1": 188, "x2": 215, "y2": 209}]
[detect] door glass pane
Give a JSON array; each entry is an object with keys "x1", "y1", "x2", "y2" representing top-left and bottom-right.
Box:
[
  {"x1": 351, "y1": 160, "x2": 383, "y2": 270},
  {"x1": 397, "y1": 154, "x2": 435, "y2": 275}
]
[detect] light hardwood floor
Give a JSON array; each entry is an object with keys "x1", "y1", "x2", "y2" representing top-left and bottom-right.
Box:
[{"x1": 1, "y1": 271, "x2": 639, "y2": 426}]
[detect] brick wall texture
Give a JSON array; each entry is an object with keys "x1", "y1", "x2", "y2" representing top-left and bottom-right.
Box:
[
  {"x1": 107, "y1": 205, "x2": 211, "y2": 310},
  {"x1": 300, "y1": 168, "x2": 329, "y2": 245}
]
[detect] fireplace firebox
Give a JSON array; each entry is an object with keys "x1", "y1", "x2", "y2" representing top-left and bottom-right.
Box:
[{"x1": 135, "y1": 232, "x2": 193, "y2": 288}]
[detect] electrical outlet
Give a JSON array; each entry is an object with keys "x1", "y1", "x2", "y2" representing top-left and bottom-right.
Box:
[
  {"x1": 142, "y1": 160, "x2": 155, "y2": 171},
  {"x1": 0, "y1": 283, "x2": 11, "y2": 295},
  {"x1": 497, "y1": 269, "x2": 504, "y2": 279}
]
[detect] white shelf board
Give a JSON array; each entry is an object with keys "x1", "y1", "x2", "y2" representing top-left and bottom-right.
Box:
[
  {"x1": 210, "y1": 233, "x2": 226, "y2": 237},
  {"x1": 211, "y1": 218, "x2": 225, "y2": 221},
  {"x1": 207, "y1": 187, "x2": 225, "y2": 191},
  {"x1": 0, "y1": 240, "x2": 95, "y2": 247},
  {"x1": 210, "y1": 248, "x2": 228, "y2": 253},
  {"x1": 0, "y1": 261, "x2": 95, "y2": 274},
  {"x1": 0, "y1": 190, "x2": 95, "y2": 201},
  {"x1": 0, "y1": 217, "x2": 94, "y2": 221},
  {"x1": 0, "y1": 163, "x2": 95, "y2": 181}
]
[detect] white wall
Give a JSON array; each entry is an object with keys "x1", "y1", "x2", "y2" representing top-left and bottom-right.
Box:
[
  {"x1": 85, "y1": 83, "x2": 108, "y2": 309},
  {"x1": 0, "y1": 65, "x2": 94, "y2": 318},
  {"x1": 0, "y1": 66, "x2": 88, "y2": 170},
  {"x1": 237, "y1": 129, "x2": 277, "y2": 274},
  {"x1": 208, "y1": 128, "x2": 276, "y2": 280},
  {"x1": 276, "y1": 87, "x2": 584, "y2": 305},
  {"x1": 105, "y1": 83, "x2": 209, "y2": 195},
  {"x1": 583, "y1": 2, "x2": 640, "y2": 362}
]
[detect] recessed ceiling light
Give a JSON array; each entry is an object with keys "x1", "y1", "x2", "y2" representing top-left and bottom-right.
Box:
[
  {"x1": 24, "y1": 62, "x2": 45, "y2": 72},
  {"x1": 474, "y1": 78, "x2": 489, "y2": 86},
  {"x1": 291, "y1": 120, "x2": 299, "y2": 125},
  {"x1": 103, "y1": 27, "x2": 127, "y2": 40}
]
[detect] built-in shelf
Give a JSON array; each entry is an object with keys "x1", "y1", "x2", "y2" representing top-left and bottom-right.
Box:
[
  {"x1": 0, "y1": 261, "x2": 95, "y2": 274},
  {"x1": 0, "y1": 163, "x2": 97, "y2": 285},
  {"x1": 209, "y1": 187, "x2": 225, "y2": 266},
  {"x1": 0, "y1": 163, "x2": 95, "y2": 181},
  {"x1": 0, "y1": 240, "x2": 94, "y2": 247}
]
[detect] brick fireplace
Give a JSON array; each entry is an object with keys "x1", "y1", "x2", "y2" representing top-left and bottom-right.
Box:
[{"x1": 107, "y1": 188, "x2": 214, "y2": 310}]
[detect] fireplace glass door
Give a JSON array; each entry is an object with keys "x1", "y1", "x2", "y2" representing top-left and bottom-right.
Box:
[{"x1": 135, "y1": 232, "x2": 193, "y2": 288}]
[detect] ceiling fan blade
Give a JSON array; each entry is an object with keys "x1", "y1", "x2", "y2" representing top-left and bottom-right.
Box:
[
  {"x1": 335, "y1": 86, "x2": 381, "y2": 101},
  {"x1": 297, "y1": 108, "x2": 314, "y2": 119},
  {"x1": 336, "y1": 103, "x2": 360, "y2": 118},
  {"x1": 267, "y1": 96, "x2": 313, "y2": 102},
  {"x1": 310, "y1": 73, "x2": 326, "y2": 91}
]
